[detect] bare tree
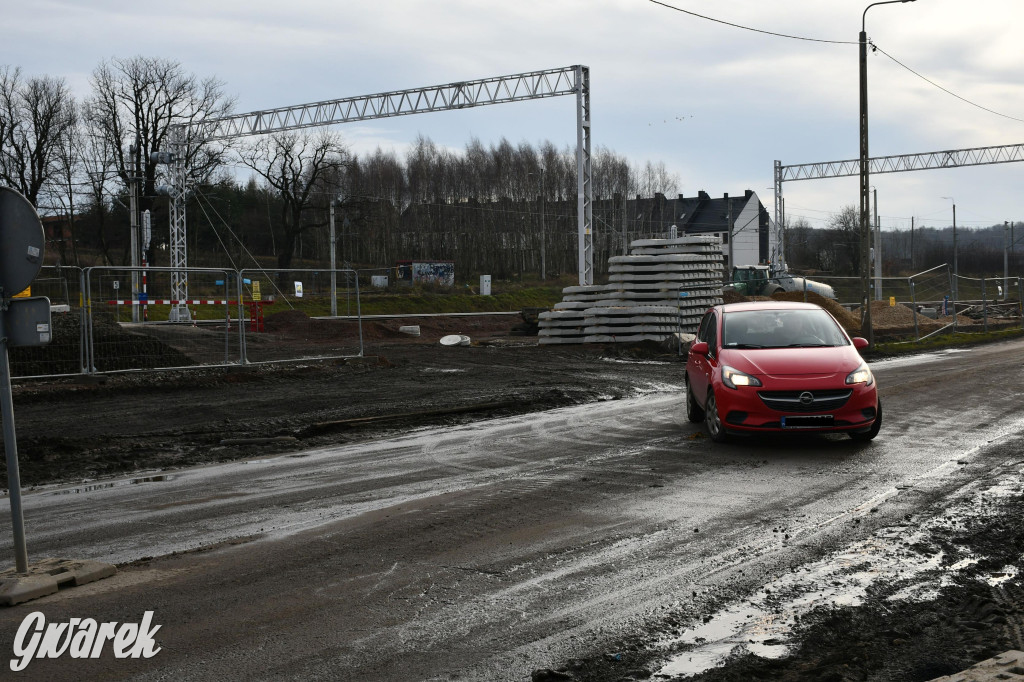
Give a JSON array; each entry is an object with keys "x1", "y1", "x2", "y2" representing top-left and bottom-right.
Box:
[
  {"x1": 43, "y1": 103, "x2": 82, "y2": 265},
  {"x1": 0, "y1": 66, "x2": 78, "y2": 207},
  {"x1": 86, "y1": 56, "x2": 235, "y2": 208},
  {"x1": 78, "y1": 103, "x2": 121, "y2": 265},
  {"x1": 826, "y1": 205, "x2": 862, "y2": 276},
  {"x1": 237, "y1": 130, "x2": 348, "y2": 270},
  {"x1": 636, "y1": 160, "x2": 679, "y2": 198}
]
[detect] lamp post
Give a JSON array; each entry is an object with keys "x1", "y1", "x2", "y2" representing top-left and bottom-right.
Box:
[
  {"x1": 941, "y1": 196, "x2": 957, "y2": 301},
  {"x1": 860, "y1": 0, "x2": 915, "y2": 346}
]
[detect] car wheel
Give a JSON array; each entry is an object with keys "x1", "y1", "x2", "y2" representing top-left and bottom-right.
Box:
[
  {"x1": 704, "y1": 390, "x2": 728, "y2": 442},
  {"x1": 849, "y1": 399, "x2": 882, "y2": 441},
  {"x1": 685, "y1": 376, "x2": 704, "y2": 423}
]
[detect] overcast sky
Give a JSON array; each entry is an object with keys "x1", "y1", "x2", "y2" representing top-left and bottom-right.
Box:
[{"x1": 8, "y1": 0, "x2": 1024, "y2": 237}]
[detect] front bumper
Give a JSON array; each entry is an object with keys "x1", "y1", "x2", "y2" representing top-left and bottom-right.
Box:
[{"x1": 717, "y1": 382, "x2": 878, "y2": 433}]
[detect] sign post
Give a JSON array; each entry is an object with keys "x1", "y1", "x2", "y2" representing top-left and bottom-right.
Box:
[{"x1": 0, "y1": 187, "x2": 49, "y2": 574}]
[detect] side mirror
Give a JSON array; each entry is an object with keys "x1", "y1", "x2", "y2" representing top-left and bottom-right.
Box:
[
  {"x1": 851, "y1": 337, "x2": 869, "y2": 350},
  {"x1": 689, "y1": 341, "x2": 709, "y2": 356}
]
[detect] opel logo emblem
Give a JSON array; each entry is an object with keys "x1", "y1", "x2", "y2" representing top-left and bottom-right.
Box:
[{"x1": 799, "y1": 391, "x2": 814, "y2": 406}]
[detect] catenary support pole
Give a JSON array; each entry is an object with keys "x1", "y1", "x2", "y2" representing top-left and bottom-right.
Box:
[
  {"x1": 910, "y1": 279, "x2": 919, "y2": 341},
  {"x1": 330, "y1": 203, "x2": 337, "y2": 317}
]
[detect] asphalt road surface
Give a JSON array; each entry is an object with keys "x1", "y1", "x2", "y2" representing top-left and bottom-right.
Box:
[{"x1": 2, "y1": 338, "x2": 1024, "y2": 680}]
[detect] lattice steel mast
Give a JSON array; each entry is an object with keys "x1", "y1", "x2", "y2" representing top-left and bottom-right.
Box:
[
  {"x1": 773, "y1": 142, "x2": 1024, "y2": 265},
  {"x1": 165, "y1": 65, "x2": 595, "y2": 311}
]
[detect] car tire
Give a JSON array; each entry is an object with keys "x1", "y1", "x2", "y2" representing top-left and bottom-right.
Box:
[
  {"x1": 764, "y1": 284, "x2": 784, "y2": 296},
  {"x1": 685, "y1": 376, "x2": 704, "y2": 423},
  {"x1": 849, "y1": 399, "x2": 882, "y2": 441},
  {"x1": 704, "y1": 390, "x2": 728, "y2": 443}
]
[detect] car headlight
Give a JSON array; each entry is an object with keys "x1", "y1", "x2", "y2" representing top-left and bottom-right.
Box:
[
  {"x1": 846, "y1": 364, "x2": 874, "y2": 386},
  {"x1": 722, "y1": 365, "x2": 762, "y2": 389}
]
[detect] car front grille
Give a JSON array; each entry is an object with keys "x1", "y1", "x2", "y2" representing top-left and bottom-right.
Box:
[{"x1": 757, "y1": 389, "x2": 853, "y2": 413}]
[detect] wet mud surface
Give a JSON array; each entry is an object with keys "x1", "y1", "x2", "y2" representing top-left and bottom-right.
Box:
[
  {"x1": 4, "y1": 314, "x2": 680, "y2": 488},
  {"x1": 559, "y1": 447, "x2": 1024, "y2": 682}
]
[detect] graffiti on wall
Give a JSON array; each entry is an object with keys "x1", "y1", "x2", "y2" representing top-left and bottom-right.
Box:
[{"x1": 396, "y1": 260, "x2": 455, "y2": 287}]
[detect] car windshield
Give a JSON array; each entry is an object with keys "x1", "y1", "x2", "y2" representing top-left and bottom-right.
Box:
[{"x1": 722, "y1": 308, "x2": 848, "y2": 349}]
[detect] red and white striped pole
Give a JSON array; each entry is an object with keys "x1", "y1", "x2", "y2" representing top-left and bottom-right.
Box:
[
  {"x1": 141, "y1": 252, "x2": 148, "y2": 322},
  {"x1": 141, "y1": 210, "x2": 151, "y2": 322}
]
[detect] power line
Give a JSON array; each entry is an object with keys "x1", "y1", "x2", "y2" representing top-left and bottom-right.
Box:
[
  {"x1": 647, "y1": 0, "x2": 854, "y2": 45},
  {"x1": 648, "y1": 1, "x2": 1024, "y2": 127},
  {"x1": 871, "y1": 43, "x2": 1024, "y2": 125}
]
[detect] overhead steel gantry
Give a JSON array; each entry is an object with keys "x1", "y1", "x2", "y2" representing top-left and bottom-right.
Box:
[
  {"x1": 772, "y1": 142, "x2": 1024, "y2": 266},
  {"x1": 164, "y1": 66, "x2": 593, "y2": 318}
]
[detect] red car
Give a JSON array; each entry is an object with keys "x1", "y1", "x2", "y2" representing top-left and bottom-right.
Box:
[{"x1": 685, "y1": 301, "x2": 881, "y2": 442}]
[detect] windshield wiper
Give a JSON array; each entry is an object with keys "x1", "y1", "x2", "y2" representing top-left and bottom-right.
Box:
[{"x1": 726, "y1": 343, "x2": 766, "y2": 349}]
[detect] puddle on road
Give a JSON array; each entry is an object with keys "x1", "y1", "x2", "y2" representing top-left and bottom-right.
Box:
[
  {"x1": 53, "y1": 474, "x2": 174, "y2": 495},
  {"x1": 656, "y1": 465, "x2": 1024, "y2": 678},
  {"x1": 131, "y1": 475, "x2": 170, "y2": 484},
  {"x1": 986, "y1": 565, "x2": 1019, "y2": 586},
  {"x1": 871, "y1": 346, "x2": 973, "y2": 370},
  {"x1": 633, "y1": 381, "x2": 684, "y2": 396},
  {"x1": 601, "y1": 358, "x2": 674, "y2": 366},
  {"x1": 657, "y1": 533, "x2": 943, "y2": 677}
]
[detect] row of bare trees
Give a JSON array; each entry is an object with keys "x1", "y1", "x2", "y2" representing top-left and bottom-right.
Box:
[
  {"x1": 1, "y1": 57, "x2": 235, "y2": 267},
  {"x1": 2, "y1": 56, "x2": 681, "y2": 279}
]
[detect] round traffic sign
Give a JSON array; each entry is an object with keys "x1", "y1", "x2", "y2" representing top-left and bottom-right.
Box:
[{"x1": 0, "y1": 186, "x2": 44, "y2": 295}]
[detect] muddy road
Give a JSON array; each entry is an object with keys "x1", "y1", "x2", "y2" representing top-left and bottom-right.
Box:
[{"x1": 2, "y1": 335, "x2": 1024, "y2": 681}]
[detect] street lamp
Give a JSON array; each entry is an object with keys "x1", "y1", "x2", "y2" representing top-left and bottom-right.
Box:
[
  {"x1": 941, "y1": 196, "x2": 958, "y2": 301},
  {"x1": 860, "y1": 0, "x2": 916, "y2": 347}
]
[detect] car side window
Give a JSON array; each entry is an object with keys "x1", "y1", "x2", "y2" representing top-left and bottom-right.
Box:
[
  {"x1": 700, "y1": 312, "x2": 718, "y2": 356},
  {"x1": 697, "y1": 311, "x2": 712, "y2": 343}
]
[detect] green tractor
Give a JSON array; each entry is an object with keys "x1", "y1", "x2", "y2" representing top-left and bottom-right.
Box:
[{"x1": 726, "y1": 265, "x2": 836, "y2": 299}]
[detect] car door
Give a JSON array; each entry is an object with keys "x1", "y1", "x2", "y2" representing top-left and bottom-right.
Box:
[{"x1": 689, "y1": 310, "x2": 719, "y2": 407}]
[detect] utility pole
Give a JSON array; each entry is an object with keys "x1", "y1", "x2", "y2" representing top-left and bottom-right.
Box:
[
  {"x1": 779, "y1": 196, "x2": 786, "y2": 271},
  {"x1": 128, "y1": 142, "x2": 141, "y2": 323},
  {"x1": 622, "y1": 194, "x2": 629, "y2": 256},
  {"x1": 859, "y1": 0, "x2": 916, "y2": 345},
  {"x1": 910, "y1": 216, "x2": 914, "y2": 270},
  {"x1": 942, "y1": 197, "x2": 958, "y2": 301},
  {"x1": 859, "y1": 11, "x2": 872, "y2": 345},
  {"x1": 727, "y1": 194, "x2": 734, "y2": 272},
  {"x1": 873, "y1": 187, "x2": 881, "y2": 300},
  {"x1": 330, "y1": 201, "x2": 337, "y2": 317},
  {"x1": 952, "y1": 202, "x2": 958, "y2": 301},
  {"x1": 1005, "y1": 221, "x2": 1010, "y2": 300}
]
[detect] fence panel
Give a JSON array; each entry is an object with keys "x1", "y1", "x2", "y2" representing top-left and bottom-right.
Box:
[
  {"x1": 237, "y1": 268, "x2": 363, "y2": 364},
  {"x1": 84, "y1": 266, "x2": 241, "y2": 372},
  {"x1": 8, "y1": 266, "x2": 86, "y2": 378}
]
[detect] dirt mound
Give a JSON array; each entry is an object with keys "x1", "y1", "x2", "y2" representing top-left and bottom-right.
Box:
[
  {"x1": 723, "y1": 290, "x2": 862, "y2": 335},
  {"x1": 263, "y1": 309, "x2": 311, "y2": 332},
  {"x1": 770, "y1": 291, "x2": 861, "y2": 333},
  {"x1": 851, "y1": 300, "x2": 979, "y2": 339},
  {"x1": 9, "y1": 311, "x2": 195, "y2": 375}
]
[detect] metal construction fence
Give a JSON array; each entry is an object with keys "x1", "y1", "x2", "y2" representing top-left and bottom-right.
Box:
[
  {"x1": 8, "y1": 265, "x2": 365, "y2": 379},
  {"x1": 11, "y1": 262, "x2": 1024, "y2": 378},
  {"x1": 756, "y1": 264, "x2": 1024, "y2": 343}
]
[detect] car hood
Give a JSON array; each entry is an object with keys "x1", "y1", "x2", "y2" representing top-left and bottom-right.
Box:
[{"x1": 720, "y1": 347, "x2": 863, "y2": 379}]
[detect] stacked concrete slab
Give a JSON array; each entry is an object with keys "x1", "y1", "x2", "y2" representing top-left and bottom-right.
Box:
[{"x1": 538, "y1": 235, "x2": 724, "y2": 345}]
